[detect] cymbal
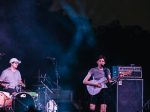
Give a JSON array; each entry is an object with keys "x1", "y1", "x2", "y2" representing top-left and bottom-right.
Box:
[{"x1": 0, "y1": 81, "x2": 9, "y2": 84}]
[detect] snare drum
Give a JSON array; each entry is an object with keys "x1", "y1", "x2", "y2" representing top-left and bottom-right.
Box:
[
  {"x1": 0, "y1": 91, "x2": 12, "y2": 108},
  {"x1": 12, "y1": 92, "x2": 35, "y2": 112}
]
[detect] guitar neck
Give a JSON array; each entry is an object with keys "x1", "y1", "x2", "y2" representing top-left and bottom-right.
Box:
[{"x1": 103, "y1": 80, "x2": 109, "y2": 84}]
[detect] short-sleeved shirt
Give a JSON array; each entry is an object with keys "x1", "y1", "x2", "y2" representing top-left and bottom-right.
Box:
[
  {"x1": 88, "y1": 67, "x2": 111, "y2": 105},
  {"x1": 0, "y1": 67, "x2": 22, "y2": 89},
  {"x1": 88, "y1": 67, "x2": 111, "y2": 80}
]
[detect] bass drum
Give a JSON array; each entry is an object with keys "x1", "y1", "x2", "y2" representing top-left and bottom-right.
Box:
[
  {"x1": 0, "y1": 91, "x2": 12, "y2": 108},
  {"x1": 12, "y1": 92, "x2": 35, "y2": 112}
]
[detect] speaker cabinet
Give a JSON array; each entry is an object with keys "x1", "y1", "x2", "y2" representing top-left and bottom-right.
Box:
[{"x1": 117, "y1": 79, "x2": 143, "y2": 112}]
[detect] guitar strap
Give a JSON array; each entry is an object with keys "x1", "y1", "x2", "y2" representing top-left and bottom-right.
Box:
[
  {"x1": 92, "y1": 68, "x2": 109, "y2": 82},
  {"x1": 103, "y1": 67, "x2": 112, "y2": 87},
  {"x1": 92, "y1": 75, "x2": 95, "y2": 80},
  {"x1": 104, "y1": 68, "x2": 119, "y2": 86},
  {"x1": 92, "y1": 68, "x2": 109, "y2": 81},
  {"x1": 103, "y1": 67, "x2": 109, "y2": 79}
]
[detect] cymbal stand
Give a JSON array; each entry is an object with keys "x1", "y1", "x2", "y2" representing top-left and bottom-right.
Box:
[
  {"x1": 41, "y1": 81, "x2": 53, "y2": 94},
  {"x1": 51, "y1": 59, "x2": 60, "y2": 90},
  {"x1": 56, "y1": 61, "x2": 59, "y2": 91},
  {"x1": 41, "y1": 81, "x2": 54, "y2": 111},
  {"x1": 52, "y1": 59, "x2": 60, "y2": 110}
]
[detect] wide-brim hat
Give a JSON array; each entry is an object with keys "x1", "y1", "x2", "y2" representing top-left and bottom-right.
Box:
[{"x1": 9, "y1": 58, "x2": 21, "y2": 64}]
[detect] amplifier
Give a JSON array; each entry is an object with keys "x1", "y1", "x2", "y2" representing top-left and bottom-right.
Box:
[
  {"x1": 112, "y1": 66, "x2": 142, "y2": 78},
  {"x1": 116, "y1": 79, "x2": 143, "y2": 112}
]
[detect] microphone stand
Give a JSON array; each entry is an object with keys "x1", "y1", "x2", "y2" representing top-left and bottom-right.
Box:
[
  {"x1": 45, "y1": 57, "x2": 60, "y2": 112},
  {"x1": 51, "y1": 58, "x2": 60, "y2": 90},
  {"x1": 55, "y1": 60, "x2": 59, "y2": 91},
  {"x1": 52, "y1": 58, "x2": 60, "y2": 111},
  {"x1": 45, "y1": 57, "x2": 60, "y2": 90},
  {"x1": 41, "y1": 81, "x2": 54, "y2": 111}
]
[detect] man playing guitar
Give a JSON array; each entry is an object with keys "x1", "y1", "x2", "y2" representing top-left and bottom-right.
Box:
[{"x1": 83, "y1": 55, "x2": 112, "y2": 112}]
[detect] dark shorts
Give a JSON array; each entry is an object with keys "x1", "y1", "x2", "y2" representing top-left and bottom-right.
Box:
[
  {"x1": 3, "y1": 88, "x2": 17, "y2": 95},
  {"x1": 90, "y1": 88, "x2": 110, "y2": 105}
]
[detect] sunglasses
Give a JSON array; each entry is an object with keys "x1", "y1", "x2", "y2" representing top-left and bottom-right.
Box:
[{"x1": 12, "y1": 62, "x2": 19, "y2": 64}]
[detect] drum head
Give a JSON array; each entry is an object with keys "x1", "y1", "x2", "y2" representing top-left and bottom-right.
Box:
[
  {"x1": 0, "y1": 91, "x2": 12, "y2": 108},
  {"x1": 46, "y1": 100, "x2": 57, "y2": 112},
  {"x1": 0, "y1": 92, "x2": 5, "y2": 108},
  {"x1": 12, "y1": 92, "x2": 35, "y2": 112}
]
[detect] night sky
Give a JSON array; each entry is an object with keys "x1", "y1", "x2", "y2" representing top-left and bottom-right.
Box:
[{"x1": 0, "y1": 0, "x2": 150, "y2": 111}]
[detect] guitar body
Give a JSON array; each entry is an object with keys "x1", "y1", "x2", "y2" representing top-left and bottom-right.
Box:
[
  {"x1": 86, "y1": 71, "x2": 131, "y2": 95},
  {"x1": 86, "y1": 77, "x2": 108, "y2": 95}
]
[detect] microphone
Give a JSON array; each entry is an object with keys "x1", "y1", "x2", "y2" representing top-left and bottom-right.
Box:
[
  {"x1": 45, "y1": 56, "x2": 56, "y2": 60},
  {"x1": 101, "y1": 64, "x2": 105, "y2": 68}
]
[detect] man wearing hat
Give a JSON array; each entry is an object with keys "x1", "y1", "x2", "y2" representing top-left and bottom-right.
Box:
[{"x1": 0, "y1": 58, "x2": 25, "y2": 95}]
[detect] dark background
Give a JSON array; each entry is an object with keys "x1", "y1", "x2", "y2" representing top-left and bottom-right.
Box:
[{"x1": 0, "y1": 0, "x2": 149, "y2": 111}]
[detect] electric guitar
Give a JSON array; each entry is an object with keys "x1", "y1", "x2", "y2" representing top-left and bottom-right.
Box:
[{"x1": 86, "y1": 71, "x2": 131, "y2": 95}]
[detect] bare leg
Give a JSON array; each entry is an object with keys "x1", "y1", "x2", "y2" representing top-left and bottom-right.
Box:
[
  {"x1": 100, "y1": 104, "x2": 107, "y2": 112},
  {"x1": 89, "y1": 103, "x2": 96, "y2": 111}
]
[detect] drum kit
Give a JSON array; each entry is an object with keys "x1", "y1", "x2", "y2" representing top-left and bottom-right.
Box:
[
  {"x1": 0, "y1": 55, "x2": 59, "y2": 112},
  {"x1": 0, "y1": 81, "x2": 58, "y2": 112}
]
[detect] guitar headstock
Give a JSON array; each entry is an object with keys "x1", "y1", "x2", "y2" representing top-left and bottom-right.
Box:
[{"x1": 111, "y1": 70, "x2": 133, "y2": 84}]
